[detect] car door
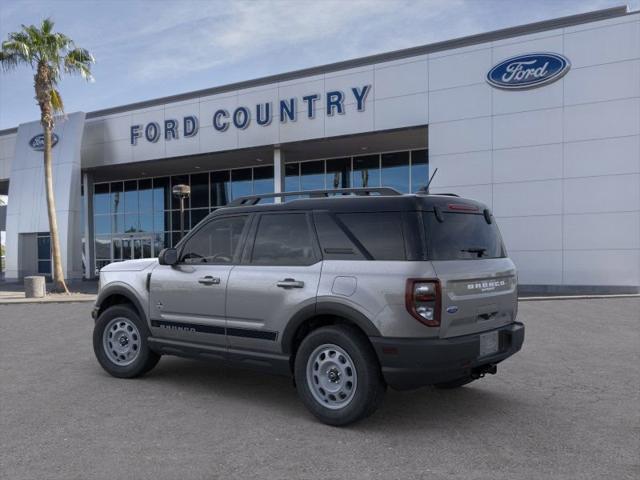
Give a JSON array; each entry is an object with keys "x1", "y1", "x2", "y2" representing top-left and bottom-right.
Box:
[
  {"x1": 226, "y1": 211, "x2": 322, "y2": 354},
  {"x1": 148, "y1": 214, "x2": 250, "y2": 352}
]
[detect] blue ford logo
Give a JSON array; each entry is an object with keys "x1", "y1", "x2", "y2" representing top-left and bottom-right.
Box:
[
  {"x1": 29, "y1": 133, "x2": 59, "y2": 151},
  {"x1": 446, "y1": 306, "x2": 459, "y2": 314},
  {"x1": 487, "y1": 53, "x2": 570, "y2": 90}
]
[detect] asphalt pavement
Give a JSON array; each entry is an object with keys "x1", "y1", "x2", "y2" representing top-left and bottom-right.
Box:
[{"x1": 0, "y1": 298, "x2": 638, "y2": 479}]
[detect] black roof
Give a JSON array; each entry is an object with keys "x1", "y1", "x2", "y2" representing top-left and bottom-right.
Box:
[{"x1": 208, "y1": 193, "x2": 488, "y2": 218}]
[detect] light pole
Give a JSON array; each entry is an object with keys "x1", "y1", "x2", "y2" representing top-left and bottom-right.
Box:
[{"x1": 172, "y1": 184, "x2": 191, "y2": 240}]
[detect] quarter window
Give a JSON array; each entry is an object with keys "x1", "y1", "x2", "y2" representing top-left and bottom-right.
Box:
[
  {"x1": 180, "y1": 216, "x2": 247, "y2": 264},
  {"x1": 251, "y1": 213, "x2": 316, "y2": 265},
  {"x1": 336, "y1": 212, "x2": 405, "y2": 260}
]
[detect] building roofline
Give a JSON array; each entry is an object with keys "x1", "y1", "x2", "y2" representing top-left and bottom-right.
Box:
[{"x1": 0, "y1": 5, "x2": 630, "y2": 135}]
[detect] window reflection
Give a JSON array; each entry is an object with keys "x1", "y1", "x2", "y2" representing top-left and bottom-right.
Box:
[
  {"x1": 231, "y1": 168, "x2": 252, "y2": 199},
  {"x1": 211, "y1": 171, "x2": 230, "y2": 207},
  {"x1": 285, "y1": 163, "x2": 300, "y2": 192},
  {"x1": 326, "y1": 158, "x2": 350, "y2": 190},
  {"x1": 381, "y1": 151, "x2": 410, "y2": 193},
  {"x1": 411, "y1": 149, "x2": 429, "y2": 193},
  {"x1": 353, "y1": 155, "x2": 380, "y2": 188},
  {"x1": 301, "y1": 161, "x2": 324, "y2": 191}
]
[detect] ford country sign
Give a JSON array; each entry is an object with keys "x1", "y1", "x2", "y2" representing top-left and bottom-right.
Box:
[
  {"x1": 487, "y1": 53, "x2": 570, "y2": 90},
  {"x1": 29, "y1": 133, "x2": 59, "y2": 151}
]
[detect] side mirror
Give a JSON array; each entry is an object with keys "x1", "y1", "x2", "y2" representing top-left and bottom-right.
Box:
[{"x1": 158, "y1": 248, "x2": 178, "y2": 266}]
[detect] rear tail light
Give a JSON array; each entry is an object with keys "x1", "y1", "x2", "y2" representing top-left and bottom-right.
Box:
[{"x1": 406, "y1": 279, "x2": 441, "y2": 327}]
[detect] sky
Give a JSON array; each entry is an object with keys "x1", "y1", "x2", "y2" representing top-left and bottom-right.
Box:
[{"x1": 0, "y1": 0, "x2": 636, "y2": 130}]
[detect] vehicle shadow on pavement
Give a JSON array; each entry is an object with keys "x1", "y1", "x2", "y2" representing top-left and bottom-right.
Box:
[{"x1": 131, "y1": 355, "x2": 523, "y2": 429}]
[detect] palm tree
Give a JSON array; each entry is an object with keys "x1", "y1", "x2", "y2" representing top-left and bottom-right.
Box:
[{"x1": 0, "y1": 18, "x2": 94, "y2": 293}]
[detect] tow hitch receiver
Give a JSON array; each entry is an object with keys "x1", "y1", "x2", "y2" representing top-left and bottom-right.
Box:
[{"x1": 471, "y1": 364, "x2": 497, "y2": 379}]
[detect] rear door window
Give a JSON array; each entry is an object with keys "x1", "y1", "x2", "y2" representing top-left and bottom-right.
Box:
[
  {"x1": 251, "y1": 213, "x2": 317, "y2": 266},
  {"x1": 424, "y1": 212, "x2": 505, "y2": 260}
]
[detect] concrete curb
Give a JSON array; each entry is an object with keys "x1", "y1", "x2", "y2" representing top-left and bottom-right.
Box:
[
  {"x1": 0, "y1": 295, "x2": 96, "y2": 305},
  {"x1": 519, "y1": 294, "x2": 640, "y2": 302}
]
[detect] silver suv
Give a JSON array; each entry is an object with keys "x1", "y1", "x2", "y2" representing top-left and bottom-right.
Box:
[{"x1": 92, "y1": 188, "x2": 524, "y2": 426}]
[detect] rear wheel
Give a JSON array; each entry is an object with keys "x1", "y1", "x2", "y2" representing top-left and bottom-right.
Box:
[
  {"x1": 294, "y1": 325, "x2": 386, "y2": 426},
  {"x1": 93, "y1": 304, "x2": 160, "y2": 378}
]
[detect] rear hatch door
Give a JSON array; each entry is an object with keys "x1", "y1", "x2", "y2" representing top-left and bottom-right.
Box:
[{"x1": 423, "y1": 205, "x2": 517, "y2": 338}]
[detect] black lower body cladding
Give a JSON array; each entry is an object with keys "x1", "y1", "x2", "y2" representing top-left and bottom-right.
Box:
[{"x1": 370, "y1": 322, "x2": 525, "y2": 390}]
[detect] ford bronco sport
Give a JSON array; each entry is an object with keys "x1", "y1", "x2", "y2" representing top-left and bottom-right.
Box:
[{"x1": 92, "y1": 187, "x2": 524, "y2": 426}]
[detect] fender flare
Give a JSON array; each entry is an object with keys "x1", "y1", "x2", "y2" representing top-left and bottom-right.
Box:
[
  {"x1": 94, "y1": 282, "x2": 147, "y2": 323},
  {"x1": 281, "y1": 301, "x2": 381, "y2": 354}
]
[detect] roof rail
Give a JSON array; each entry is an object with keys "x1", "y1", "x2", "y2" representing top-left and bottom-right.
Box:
[{"x1": 227, "y1": 187, "x2": 402, "y2": 207}]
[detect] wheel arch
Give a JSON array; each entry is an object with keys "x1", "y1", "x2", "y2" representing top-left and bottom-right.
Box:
[
  {"x1": 281, "y1": 302, "x2": 381, "y2": 357},
  {"x1": 95, "y1": 283, "x2": 146, "y2": 324}
]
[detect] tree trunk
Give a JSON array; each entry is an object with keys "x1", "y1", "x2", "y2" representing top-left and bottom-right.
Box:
[{"x1": 43, "y1": 122, "x2": 69, "y2": 294}]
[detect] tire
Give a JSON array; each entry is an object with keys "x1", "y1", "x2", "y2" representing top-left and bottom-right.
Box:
[
  {"x1": 434, "y1": 377, "x2": 475, "y2": 389},
  {"x1": 93, "y1": 304, "x2": 160, "y2": 378},
  {"x1": 294, "y1": 325, "x2": 386, "y2": 426}
]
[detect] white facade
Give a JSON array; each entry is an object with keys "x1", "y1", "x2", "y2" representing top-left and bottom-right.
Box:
[{"x1": 0, "y1": 7, "x2": 638, "y2": 292}]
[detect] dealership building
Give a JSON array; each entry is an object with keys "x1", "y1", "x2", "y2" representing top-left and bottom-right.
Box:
[{"x1": 0, "y1": 5, "x2": 639, "y2": 293}]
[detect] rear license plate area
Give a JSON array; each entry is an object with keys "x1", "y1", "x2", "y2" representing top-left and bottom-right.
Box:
[{"x1": 479, "y1": 331, "x2": 499, "y2": 357}]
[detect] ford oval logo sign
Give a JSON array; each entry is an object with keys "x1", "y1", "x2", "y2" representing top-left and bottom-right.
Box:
[
  {"x1": 487, "y1": 53, "x2": 570, "y2": 90},
  {"x1": 29, "y1": 133, "x2": 59, "y2": 151}
]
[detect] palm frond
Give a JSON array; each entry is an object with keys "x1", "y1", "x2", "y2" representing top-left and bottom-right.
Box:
[
  {"x1": 50, "y1": 88, "x2": 64, "y2": 113},
  {"x1": 64, "y1": 47, "x2": 94, "y2": 81}
]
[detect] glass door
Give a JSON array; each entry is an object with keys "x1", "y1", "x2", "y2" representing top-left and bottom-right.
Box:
[{"x1": 112, "y1": 235, "x2": 154, "y2": 263}]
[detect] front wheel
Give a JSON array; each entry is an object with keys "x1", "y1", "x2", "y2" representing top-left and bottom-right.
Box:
[
  {"x1": 93, "y1": 304, "x2": 160, "y2": 378},
  {"x1": 294, "y1": 325, "x2": 386, "y2": 426}
]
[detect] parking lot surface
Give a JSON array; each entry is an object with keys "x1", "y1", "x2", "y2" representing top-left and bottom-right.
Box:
[{"x1": 1, "y1": 298, "x2": 638, "y2": 480}]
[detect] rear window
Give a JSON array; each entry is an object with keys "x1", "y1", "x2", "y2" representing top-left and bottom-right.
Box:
[{"x1": 424, "y1": 212, "x2": 505, "y2": 260}]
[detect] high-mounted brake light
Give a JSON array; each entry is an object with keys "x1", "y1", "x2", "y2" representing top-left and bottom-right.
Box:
[
  {"x1": 448, "y1": 203, "x2": 479, "y2": 212},
  {"x1": 405, "y1": 279, "x2": 441, "y2": 327}
]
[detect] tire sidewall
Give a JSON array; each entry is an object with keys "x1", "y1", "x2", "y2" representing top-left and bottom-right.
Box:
[
  {"x1": 93, "y1": 304, "x2": 157, "y2": 378},
  {"x1": 294, "y1": 325, "x2": 384, "y2": 426}
]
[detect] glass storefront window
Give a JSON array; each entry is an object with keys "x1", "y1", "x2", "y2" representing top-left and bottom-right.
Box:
[
  {"x1": 153, "y1": 211, "x2": 169, "y2": 232},
  {"x1": 285, "y1": 163, "x2": 300, "y2": 192},
  {"x1": 92, "y1": 149, "x2": 428, "y2": 272},
  {"x1": 301, "y1": 160, "x2": 325, "y2": 191},
  {"x1": 171, "y1": 175, "x2": 190, "y2": 209},
  {"x1": 94, "y1": 183, "x2": 110, "y2": 214},
  {"x1": 253, "y1": 166, "x2": 274, "y2": 199},
  {"x1": 94, "y1": 215, "x2": 110, "y2": 235},
  {"x1": 124, "y1": 180, "x2": 138, "y2": 213},
  {"x1": 113, "y1": 214, "x2": 124, "y2": 234},
  {"x1": 111, "y1": 182, "x2": 123, "y2": 216},
  {"x1": 139, "y1": 212, "x2": 153, "y2": 232},
  {"x1": 353, "y1": 155, "x2": 380, "y2": 188},
  {"x1": 95, "y1": 236, "x2": 111, "y2": 260},
  {"x1": 411, "y1": 149, "x2": 429, "y2": 192},
  {"x1": 172, "y1": 210, "x2": 188, "y2": 233},
  {"x1": 231, "y1": 168, "x2": 252, "y2": 199},
  {"x1": 381, "y1": 151, "x2": 410, "y2": 193},
  {"x1": 138, "y1": 179, "x2": 153, "y2": 212},
  {"x1": 124, "y1": 213, "x2": 139, "y2": 233},
  {"x1": 190, "y1": 173, "x2": 209, "y2": 209},
  {"x1": 326, "y1": 158, "x2": 350, "y2": 190},
  {"x1": 153, "y1": 177, "x2": 170, "y2": 211},
  {"x1": 211, "y1": 171, "x2": 230, "y2": 207}
]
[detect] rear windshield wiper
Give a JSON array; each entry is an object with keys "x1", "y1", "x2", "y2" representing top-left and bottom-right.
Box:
[{"x1": 460, "y1": 247, "x2": 487, "y2": 258}]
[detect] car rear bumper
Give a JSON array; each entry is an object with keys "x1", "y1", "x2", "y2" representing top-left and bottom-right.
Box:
[{"x1": 370, "y1": 322, "x2": 525, "y2": 390}]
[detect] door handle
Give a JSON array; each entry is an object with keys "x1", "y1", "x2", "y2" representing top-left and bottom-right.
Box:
[
  {"x1": 198, "y1": 276, "x2": 221, "y2": 285},
  {"x1": 277, "y1": 278, "x2": 305, "y2": 289}
]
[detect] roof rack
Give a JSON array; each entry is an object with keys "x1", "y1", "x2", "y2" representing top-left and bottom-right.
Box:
[{"x1": 227, "y1": 187, "x2": 402, "y2": 207}]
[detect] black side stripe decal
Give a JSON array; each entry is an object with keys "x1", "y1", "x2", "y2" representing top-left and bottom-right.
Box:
[
  {"x1": 151, "y1": 320, "x2": 277, "y2": 341},
  {"x1": 226, "y1": 327, "x2": 277, "y2": 341}
]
